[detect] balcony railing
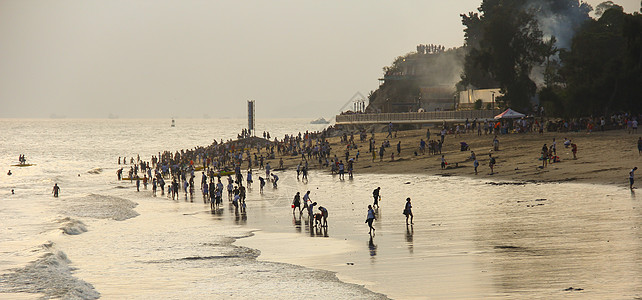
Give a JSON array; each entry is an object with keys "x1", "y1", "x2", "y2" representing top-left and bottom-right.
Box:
[{"x1": 335, "y1": 110, "x2": 500, "y2": 124}]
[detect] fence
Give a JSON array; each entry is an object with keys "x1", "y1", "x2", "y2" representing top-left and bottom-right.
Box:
[{"x1": 335, "y1": 110, "x2": 500, "y2": 125}]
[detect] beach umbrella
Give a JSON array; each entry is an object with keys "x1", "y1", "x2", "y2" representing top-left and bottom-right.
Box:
[{"x1": 494, "y1": 108, "x2": 526, "y2": 119}]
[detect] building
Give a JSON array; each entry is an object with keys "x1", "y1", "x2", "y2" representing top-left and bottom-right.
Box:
[{"x1": 458, "y1": 88, "x2": 502, "y2": 109}]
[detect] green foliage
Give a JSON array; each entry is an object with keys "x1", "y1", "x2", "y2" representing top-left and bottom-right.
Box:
[
  {"x1": 556, "y1": 5, "x2": 642, "y2": 116},
  {"x1": 474, "y1": 99, "x2": 483, "y2": 110},
  {"x1": 460, "y1": 0, "x2": 551, "y2": 112}
]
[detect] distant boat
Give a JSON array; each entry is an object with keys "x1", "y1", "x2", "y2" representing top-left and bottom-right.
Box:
[
  {"x1": 171, "y1": 119, "x2": 175, "y2": 127},
  {"x1": 310, "y1": 117, "x2": 330, "y2": 124}
]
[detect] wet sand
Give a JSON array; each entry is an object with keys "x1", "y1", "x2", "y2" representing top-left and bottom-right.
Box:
[
  {"x1": 274, "y1": 128, "x2": 642, "y2": 187},
  {"x1": 234, "y1": 170, "x2": 642, "y2": 299}
]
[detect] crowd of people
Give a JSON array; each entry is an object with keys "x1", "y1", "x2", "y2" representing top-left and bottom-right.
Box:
[{"x1": 105, "y1": 115, "x2": 642, "y2": 251}]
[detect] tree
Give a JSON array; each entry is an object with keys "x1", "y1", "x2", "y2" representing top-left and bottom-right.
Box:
[
  {"x1": 557, "y1": 5, "x2": 642, "y2": 116},
  {"x1": 461, "y1": 0, "x2": 550, "y2": 112}
]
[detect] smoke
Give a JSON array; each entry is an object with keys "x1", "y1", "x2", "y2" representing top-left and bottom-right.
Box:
[
  {"x1": 523, "y1": 0, "x2": 592, "y2": 49},
  {"x1": 415, "y1": 48, "x2": 466, "y2": 88}
]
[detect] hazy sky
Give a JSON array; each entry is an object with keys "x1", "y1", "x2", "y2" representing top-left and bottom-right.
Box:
[{"x1": 1, "y1": 1, "x2": 639, "y2": 119}]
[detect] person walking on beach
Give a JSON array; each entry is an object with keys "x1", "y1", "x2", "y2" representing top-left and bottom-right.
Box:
[
  {"x1": 403, "y1": 197, "x2": 413, "y2": 225},
  {"x1": 541, "y1": 144, "x2": 548, "y2": 168},
  {"x1": 637, "y1": 137, "x2": 642, "y2": 156},
  {"x1": 489, "y1": 153, "x2": 496, "y2": 175},
  {"x1": 293, "y1": 192, "x2": 302, "y2": 214},
  {"x1": 441, "y1": 155, "x2": 447, "y2": 169},
  {"x1": 373, "y1": 187, "x2": 381, "y2": 208},
  {"x1": 172, "y1": 179, "x2": 179, "y2": 200},
  {"x1": 202, "y1": 180, "x2": 209, "y2": 202},
  {"x1": 366, "y1": 205, "x2": 376, "y2": 235},
  {"x1": 473, "y1": 157, "x2": 479, "y2": 175},
  {"x1": 52, "y1": 183, "x2": 60, "y2": 197},
  {"x1": 227, "y1": 181, "x2": 234, "y2": 201},
  {"x1": 630, "y1": 167, "x2": 638, "y2": 189},
  {"x1": 302, "y1": 190, "x2": 311, "y2": 211}
]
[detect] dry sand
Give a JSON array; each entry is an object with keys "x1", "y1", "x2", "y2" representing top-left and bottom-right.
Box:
[{"x1": 274, "y1": 128, "x2": 642, "y2": 187}]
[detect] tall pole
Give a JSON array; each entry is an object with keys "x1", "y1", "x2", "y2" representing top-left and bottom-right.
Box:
[
  {"x1": 491, "y1": 92, "x2": 495, "y2": 110},
  {"x1": 248, "y1": 100, "x2": 255, "y2": 137}
]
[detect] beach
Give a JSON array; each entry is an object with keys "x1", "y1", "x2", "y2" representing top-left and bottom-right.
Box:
[
  {"x1": 2, "y1": 119, "x2": 641, "y2": 299},
  {"x1": 276, "y1": 127, "x2": 642, "y2": 187}
]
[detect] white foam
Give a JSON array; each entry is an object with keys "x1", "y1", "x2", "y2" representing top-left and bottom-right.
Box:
[
  {"x1": 0, "y1": 242, "x2": 100, "y2": 299},
  {"x1": 63, "y1": 194, "x2": 139, "y2": 221},
  {"x1": 57, "y1": 217, "x2": 88, "y2": 235}
]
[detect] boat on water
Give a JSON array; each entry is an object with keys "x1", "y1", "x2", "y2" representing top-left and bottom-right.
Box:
[{"x1": 310, "y1": 117, "x2": 330, "y2": 124}]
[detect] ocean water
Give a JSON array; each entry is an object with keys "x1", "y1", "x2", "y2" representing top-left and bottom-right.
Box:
[
  {"x1": 0, "y1": 119, "x2": 381, "y2": 299},
  {"x1": 1, "y1": 119, "x2": 641, "y2": 299}
]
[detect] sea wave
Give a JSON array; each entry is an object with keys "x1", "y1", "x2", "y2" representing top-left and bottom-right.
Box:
[
  {"x1": 87, "y1": 168, "x2": 103, "y2": 174},
  {"x1": 57, "y1": 217, "x2": 88, "y2": 235},
  {"x1": 0, "y1": 242, "x2": 100, "y2": 299},
  {"x1": 63, "y1": 193, "x2": 139, "y2": 221}
]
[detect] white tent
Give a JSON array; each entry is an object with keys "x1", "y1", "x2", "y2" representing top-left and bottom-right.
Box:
[{"x1": 494, "y1": 108, "x2": 526, "y2": 119}]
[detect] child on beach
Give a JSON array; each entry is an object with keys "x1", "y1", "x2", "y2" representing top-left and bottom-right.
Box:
[
  {"x1": 571, "y1": 143, "x2": 577, "y2": 159},
  {"x1": 441, "y1": 155, "x2": 447, "y2": 169}
]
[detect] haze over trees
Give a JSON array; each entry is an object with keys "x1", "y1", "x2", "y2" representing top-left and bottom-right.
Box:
[{"x1": 368, "y1": 0, "x2": 642, "y2": 117}]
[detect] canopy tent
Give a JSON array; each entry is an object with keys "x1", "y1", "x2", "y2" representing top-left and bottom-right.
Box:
[{"x1": 494, "y1": 108, "x2": 525, "y2": 119}]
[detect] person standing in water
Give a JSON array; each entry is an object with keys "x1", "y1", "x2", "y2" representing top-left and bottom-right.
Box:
[
  {"x1": 52, "y1": 183, "x2": 60, "y2": 197},
  {"x1": 258, "y1": 176, "x2": 265, "y2": 193},
  {"x1": 630, "y1": 167, "x2": 638, "y2": 190},
  {"x1": 366, "y1": 205, "x2": 376, "y2": 234},
  {"x1": 403, "y1": 197, "x2": 413, "y2": 225},
  {"x1": 293, "y1": 192, "x2": 302, "y2": 214},
  {"x1": 318, "y1": 206, "x2": 328, "y2": 227}
]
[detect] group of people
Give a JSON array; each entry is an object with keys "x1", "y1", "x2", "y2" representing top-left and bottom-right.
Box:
[
  {"x1": 292, "y1": 191, "x2": 328, "y2": 228},
  {"x1": 366, "y1": 187, "x2": 413, "y2": 235}
]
